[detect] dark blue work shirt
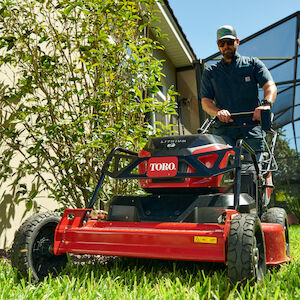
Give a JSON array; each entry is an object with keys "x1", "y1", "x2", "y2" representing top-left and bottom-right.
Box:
[
  {"x1": 201, "y1": 53, "x2": 273, "y2": 111},
  {"x1": 201, "y1": 53, "x2": 273, "y2": 140}
]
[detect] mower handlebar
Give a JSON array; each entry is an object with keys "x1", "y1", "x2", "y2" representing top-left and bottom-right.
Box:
[
  {"x1": 199, "y1": 109, "x2": 272, "y2": 134},
  {"x1": 230, "y1": 111, "x2": 254, "y2": 118},
  {"x1": 211, "y1": 110, "x2": 272, "y2": 132},
  {"x1": 212, "y1": 111, "x2": 255, "y2": 121}
]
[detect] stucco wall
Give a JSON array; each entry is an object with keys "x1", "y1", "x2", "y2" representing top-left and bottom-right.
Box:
[
  {"x1": 176, "y1": 69, "x2": 200, "y2": 134},
  {"x1": 0, "y1": 185, "x2": 59, "y2": 248},
  {"x1": 0, "y1": 50, "x2": 183, "y2": 249},
  {"x1": 0, "y1": 69, "x2": 60, "y2": 248}
]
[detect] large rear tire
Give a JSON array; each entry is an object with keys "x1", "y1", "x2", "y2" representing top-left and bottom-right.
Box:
[
  {"x1": 11, "y1": 212, "x2": 67, "y2": 281},
  {"x1": 262, "y1": 207, "x2": 290, "y2": 256},
  {"x1": 227, "y1": 214, "x2": 266, "y2": 284}
]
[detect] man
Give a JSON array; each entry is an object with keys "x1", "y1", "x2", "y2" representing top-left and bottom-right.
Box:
[{"x1": 201, "y1": 25, "x2": 277, "y2": 152}]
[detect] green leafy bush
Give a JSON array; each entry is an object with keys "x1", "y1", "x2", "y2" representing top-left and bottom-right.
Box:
[
  {"x1": 271, "y1": 132, "x2": 300, "y2": 222},
  {"x1": 286, "y1": 194, "x2": 300, "y2": 222},
  {"x1": 0, "y1": 0, "x2": 177, "y2": 210}
]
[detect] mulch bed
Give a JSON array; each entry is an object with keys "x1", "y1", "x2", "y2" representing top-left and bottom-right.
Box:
[
  {"x1": 70, "y1": 254, "x2": 117, "y2": 265},
  {"x1": 0, "y1": 249, "x2": 11, "y2": 264},
  {"x1": 0, "y1": 249, "x2": 11, "y2": 259},
  {"x1": 0, "y1": 248, "x2": 115, "y2": 266}
]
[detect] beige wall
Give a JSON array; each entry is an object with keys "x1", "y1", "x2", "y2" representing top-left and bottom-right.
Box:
[
  {"x1": 152, "y1": 49, "x2": 180, "y2": 133},
  {"x1": 152, "y1": 49, "x2": 201, "y2": 136},
  {"x1": 0, "y1": 42, "x2": 198, "y2": 250},
  {"x1": 0, "y1": 69, "x2": 60, "y2": 248},
  {"x1": 176, "y1": 69, "x2": 200, "y2": 134},
  {"x1": 158, "y1": 50, "x2": 177, "y2": 91},
  {"x1": 0, "y1": 151, "x2": 59, "y2": 248},
  {"x1": 0, "y1": 183, "x2": 59, "y2": 248}
]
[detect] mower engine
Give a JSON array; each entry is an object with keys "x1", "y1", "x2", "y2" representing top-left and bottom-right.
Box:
[{"x1": 139, "y1": 134, "x2": 235, "y2": 194}]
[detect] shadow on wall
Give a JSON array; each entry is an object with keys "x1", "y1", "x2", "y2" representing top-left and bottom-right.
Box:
[
  {"x1": 0, "y1": 174, "x2": 42, "y2": 248},
  {"x1": 0, "y1": 193, "x2": 16, "y2": 247},
  {"x1": 0, "y1": 82, "x2": 28, "y2": 247}
]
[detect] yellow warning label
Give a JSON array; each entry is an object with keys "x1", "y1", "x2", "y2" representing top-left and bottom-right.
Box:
[{"x1": 194, "y1": 236, "x2": 217, "y2": 244}]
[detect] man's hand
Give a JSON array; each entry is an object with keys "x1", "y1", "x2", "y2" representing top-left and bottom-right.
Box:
[
  {"x1": 253, "y1": 105, "x2": 271, "y2": 121},
  {"x1": 201, "y1": 98, "x2": 233, "y2": 122},
  {"x1": 216, "y1": 109, "x2": 234, "y2": 123}
]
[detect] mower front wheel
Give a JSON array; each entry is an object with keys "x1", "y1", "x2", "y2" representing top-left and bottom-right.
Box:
[
  {"x1": 11, "y1": 212, "x2": 67, "y2": 281},
  {"x1": 227, "y1": 214, "x2": 266, "y2": 284}
]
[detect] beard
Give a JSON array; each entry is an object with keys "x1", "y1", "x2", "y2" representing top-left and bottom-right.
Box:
[{"x1": 222, "y1": 48, "x2": 235, "y2": 60}]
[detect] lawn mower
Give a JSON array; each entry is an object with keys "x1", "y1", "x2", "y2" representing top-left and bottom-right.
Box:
[{"x1": 11, "y1": 110, "x2": 290, "y2": 283}]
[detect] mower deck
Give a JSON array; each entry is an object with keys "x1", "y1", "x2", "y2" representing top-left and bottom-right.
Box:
[{"x1": 54, "y1": 208, "x2": 289, "y2": 265}]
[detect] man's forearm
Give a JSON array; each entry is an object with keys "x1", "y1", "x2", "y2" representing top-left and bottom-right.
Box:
[
  {"x1": 263, "y1": 81, "x2": 277, "y2": 104},
  {"x1": 253, "y1": 81, "x2": 277, "y2": 121},
  {"x1": 201, "y1": 98, "x2": 219, "y2": 116},
  {"x1": 201, "y1": 98, "x2": 233, "y2": 123}
]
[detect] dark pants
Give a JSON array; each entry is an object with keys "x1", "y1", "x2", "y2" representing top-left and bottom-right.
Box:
[
  {"x1": 218, "y1": 135, "x2": 264, "y2": 151},
  {"x1": 213, "y1": 126, "x2": 264, "y2": 162}
]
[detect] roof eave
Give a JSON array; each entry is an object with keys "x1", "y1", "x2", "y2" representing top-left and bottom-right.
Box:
[{"x1": 153, "y1": 0, "x2": 197, "y2": 68}]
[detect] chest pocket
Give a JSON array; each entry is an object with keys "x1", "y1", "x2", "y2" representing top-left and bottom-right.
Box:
[{"x1": 235, "y1": 68, "x2": 256, "y2": 86}]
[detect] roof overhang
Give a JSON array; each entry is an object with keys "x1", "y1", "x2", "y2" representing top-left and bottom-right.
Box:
[{"x1": 152, "y1": 0, "x2": 197, "y2": 68}]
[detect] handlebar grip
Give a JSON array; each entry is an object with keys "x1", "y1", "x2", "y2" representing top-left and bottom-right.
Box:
[
  {"x1": 213, "y1": 110, "x2": 272, "y2": 131},
  {"x1": 230, "y1": 111, "x2": 254, "y2": 118}
]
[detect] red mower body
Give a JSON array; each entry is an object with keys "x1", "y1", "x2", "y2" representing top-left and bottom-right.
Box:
[
  {"x1": 53, "y1": 133, "x2": 289, "y2": 266},
  {"x1": 138, "y1": 135, "x2": 235, "y2": 194},
  {"x1": 53, "y1": 209, "x2": 290, "y2": 265}
]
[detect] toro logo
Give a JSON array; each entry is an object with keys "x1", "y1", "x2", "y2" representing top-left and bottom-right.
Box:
[{"x1": 147, "y1": 156, "x2": 178, "y2": 178}]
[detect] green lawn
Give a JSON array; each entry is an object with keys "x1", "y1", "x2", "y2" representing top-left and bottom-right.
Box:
[{"x1": 0, "y1": 225, "x2": 299, "y2": 300}]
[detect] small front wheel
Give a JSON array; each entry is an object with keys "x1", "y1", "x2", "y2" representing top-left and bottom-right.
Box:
[
  {"x1": 11, "y1": 212, "x2": 67, "y2": 281},
  {"x1": 227, "y1": 214, "x2": 266, "y2": 284}
]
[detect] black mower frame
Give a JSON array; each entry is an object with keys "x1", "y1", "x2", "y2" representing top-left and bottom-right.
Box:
[{"x1": 88, "y1": 110, "x2": 278, "y2": 219}]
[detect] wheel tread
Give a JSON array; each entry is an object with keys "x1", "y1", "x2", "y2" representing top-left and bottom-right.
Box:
[
  {"x1": 227, "y1": 214, "x2": 266, "y2": 284},
  {"x1": 11, "y1": 212, "x2": 67, "y2": 281}
]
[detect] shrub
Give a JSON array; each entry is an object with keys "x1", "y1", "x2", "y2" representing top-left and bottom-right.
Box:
[
  {"x1": 276, "y1": 190, "x2": 300, "y2": 221},
  {"x1": 286, "y1": 194, "x2": 300, "y2": 222},
  {"x1": 0, "y1": 0, "x2": 177, "y2": 210}
]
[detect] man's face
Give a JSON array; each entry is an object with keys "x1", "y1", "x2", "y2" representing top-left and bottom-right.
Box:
[{"x1": 217, "y1": 38, "x2": 239, "y2": 60}]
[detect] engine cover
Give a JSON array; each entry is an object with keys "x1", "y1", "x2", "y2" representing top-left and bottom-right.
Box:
[{"x1": 138, "y1": 134, "x2": 235, "y2": 193}]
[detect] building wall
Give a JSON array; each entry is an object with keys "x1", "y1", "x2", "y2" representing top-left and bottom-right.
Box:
[
  {"x1": 176, "y1": 69, "x2": 201, "y2": 134},
  {"x1": 0, "y1": 91, "x2": 60, "y2": 247},
  {"x1": 152, "y1": 49, "x2": 201, "y2": 135},
  {"x1": 0, "y1": 139, "x2": 60, "y2": 248},
  {"x1": 0, "y1": 47, "x2": 185, "y2": 249},
  {"x1": 0, "y1": 181, "x2": 59, "y2": 248},
  {"x1": 152, "y1": 48, "x2": 179, "y2": 133}
]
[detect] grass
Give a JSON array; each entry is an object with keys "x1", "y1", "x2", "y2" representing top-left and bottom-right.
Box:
[{"x1": 0, "y1": 225, "x2": 299, "y2": 300}]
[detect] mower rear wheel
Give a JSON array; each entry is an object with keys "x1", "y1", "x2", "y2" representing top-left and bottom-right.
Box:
[
  {"x1": 227, "y1": 214, "x2": 266, "y2": 284},
  {"x1": 11, "y1": 212, "x2": 67, "y2": 281},
  {"x1": 262, "y1": 207, "x2": 290, "y2": 256}
]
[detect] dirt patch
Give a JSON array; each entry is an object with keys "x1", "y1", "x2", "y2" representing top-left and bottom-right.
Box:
[
  {"x1": 288, "y1": 213, "x2": 299, "y2": 225},
  {"x1": 0, "y1": 249, "x2": 11, "y2": 265},
  {"x1": 70, "y1": 254, "x2": 118, "y2": 265},
  {"x1": 0, "y1": 249, "x2": 11, "y2": 259},
  {"x1": 0, "y1": 249, "x2": 116, "y2": 266}
]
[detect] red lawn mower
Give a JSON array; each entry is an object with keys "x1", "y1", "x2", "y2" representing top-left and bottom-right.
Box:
[{"x1": 11, "y1": 110, "x2": 290, "y2": 283}]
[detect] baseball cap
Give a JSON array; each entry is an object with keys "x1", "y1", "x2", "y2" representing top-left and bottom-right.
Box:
[{"x1": 217, "y1": 25, "x2": 237, "y2": 41}]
